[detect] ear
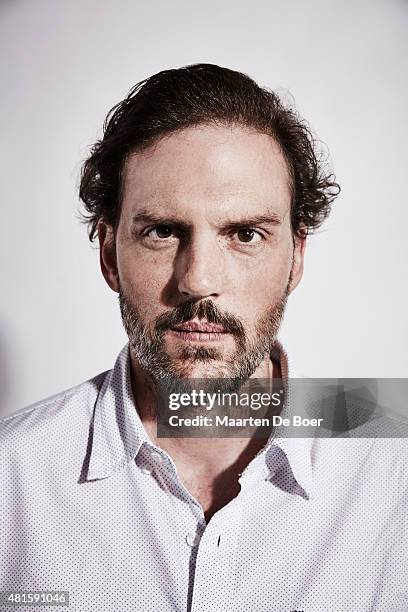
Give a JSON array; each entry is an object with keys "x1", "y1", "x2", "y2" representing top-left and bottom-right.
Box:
[
  {"x1": 288, "y1": 227, "x2": 307, "y2": 294},
  {"x1": 98, "y1": 221, "x2": 119, "y2": 293}
]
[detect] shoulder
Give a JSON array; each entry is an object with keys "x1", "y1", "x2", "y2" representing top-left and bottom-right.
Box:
[{"x1": 0, "y1": 370, "x2": 108, "y2": 450}]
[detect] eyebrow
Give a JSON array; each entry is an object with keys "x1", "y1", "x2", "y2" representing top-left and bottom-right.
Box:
[{"x1": 130, "y1": 210, "x2": 284, "y2": 231}]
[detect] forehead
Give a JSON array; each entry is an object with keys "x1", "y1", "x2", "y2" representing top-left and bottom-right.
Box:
[{"x1": 121, "y1": 124, "x2": 292, "y2": 221}]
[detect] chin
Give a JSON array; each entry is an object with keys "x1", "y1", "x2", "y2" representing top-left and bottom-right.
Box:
[{"x1": 172, "y1": 360, "x2": 223, "y2": 378}]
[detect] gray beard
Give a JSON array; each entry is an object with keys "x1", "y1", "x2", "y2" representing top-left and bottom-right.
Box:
[{"x1": 118, "y1": 283, "x2": 290, "y2": 396}]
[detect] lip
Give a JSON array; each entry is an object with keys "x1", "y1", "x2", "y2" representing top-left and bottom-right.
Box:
[
  {"x1": 171, "y1": 321, "x2": 227, "y2": 333},
  {"x1": 170, "y1": 320, "x2": 230, "y2": 343},
  {"x1": 170, "y1": 330, "x2": 228, "y2": 343}
]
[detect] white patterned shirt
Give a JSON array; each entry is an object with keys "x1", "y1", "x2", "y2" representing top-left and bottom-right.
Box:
[{"x1": 1, "y1": 344, "x2": 407, "y2": 612}]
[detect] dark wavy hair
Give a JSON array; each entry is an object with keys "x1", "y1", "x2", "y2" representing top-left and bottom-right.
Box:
[{"x1": 80, "y1": 63, "x2": 340, "y2": 241}]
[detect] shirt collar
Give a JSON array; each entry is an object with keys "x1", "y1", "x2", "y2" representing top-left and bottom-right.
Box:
[
  {"x1": 86, "y1": 341, "x2": 314, "y2": 498},
  {"x1": 264, "y1": 339, "x2": 314, "y2": 500},
  {"x1": 86, "y1": 345, "x2": 149, "y2": 481}
]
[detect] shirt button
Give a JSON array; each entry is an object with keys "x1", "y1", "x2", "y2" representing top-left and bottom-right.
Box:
[
  {"x1": 141, "y1": 466, "x2": 153, "y2": 475},
  {"x1": 185, "y1": 532, "x2": 201, "y2": 547},
  {"x1": 150, "y1": 451, "x2": 163, "y2": 464}
]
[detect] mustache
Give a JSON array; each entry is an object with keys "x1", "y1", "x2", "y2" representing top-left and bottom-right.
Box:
[{"x1": 154, "y1": 299, "x2": 245, "y2": 339}]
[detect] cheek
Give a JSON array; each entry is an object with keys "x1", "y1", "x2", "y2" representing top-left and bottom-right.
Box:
[
  {"x1": 230, "y1": 254, "x2": 291, "y2": 320},
  {"x1": 117, "y1": 248, "x2": 172, "y2": 308},
  {"x1": 225, "y1": 272, "x2": 283, "y2": 331},
  {"x1": 230, "y1": 248, "x2": 292, "y2": 293}
]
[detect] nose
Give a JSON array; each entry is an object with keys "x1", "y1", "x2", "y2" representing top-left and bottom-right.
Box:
[{"x1": 176, "y1": 234, "x2": 223, "y2": 299}]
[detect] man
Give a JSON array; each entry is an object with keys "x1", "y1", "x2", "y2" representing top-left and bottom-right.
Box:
[{"x1": 1, "y1": 64, "x2": 407, "y2": 612}]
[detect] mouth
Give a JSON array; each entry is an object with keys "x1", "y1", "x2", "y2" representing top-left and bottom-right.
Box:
[{"x1": 169, "y1": 320, "x2": 230, "y2": 342}]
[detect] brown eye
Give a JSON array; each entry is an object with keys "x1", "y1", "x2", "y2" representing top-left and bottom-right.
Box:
[
  {"x1": 232, "y1": 228, "x2": 263, "y2": 245},
  {"x1": 153, "y1": 225, "x2": 173, "y2": 238},
  {"x1": 237, "y1": 229, "x2": 254, "y2": 242},
  {"x1": 236, "y1": 228, "x2": 262, "y2": 243}
]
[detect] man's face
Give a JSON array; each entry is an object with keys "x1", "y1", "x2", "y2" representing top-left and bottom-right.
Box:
[{"x1": 99, "y1": 124, "x2": 305, "y2": 385}]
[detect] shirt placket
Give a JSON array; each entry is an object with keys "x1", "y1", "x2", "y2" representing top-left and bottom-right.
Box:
[{"x1": 189, "y1": 497, "x2": 243, "y2": 612}]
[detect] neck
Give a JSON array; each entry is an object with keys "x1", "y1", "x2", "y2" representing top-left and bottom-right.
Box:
[{"x1": 129, "y1": 352, "x2": 282, "y2": 479}]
